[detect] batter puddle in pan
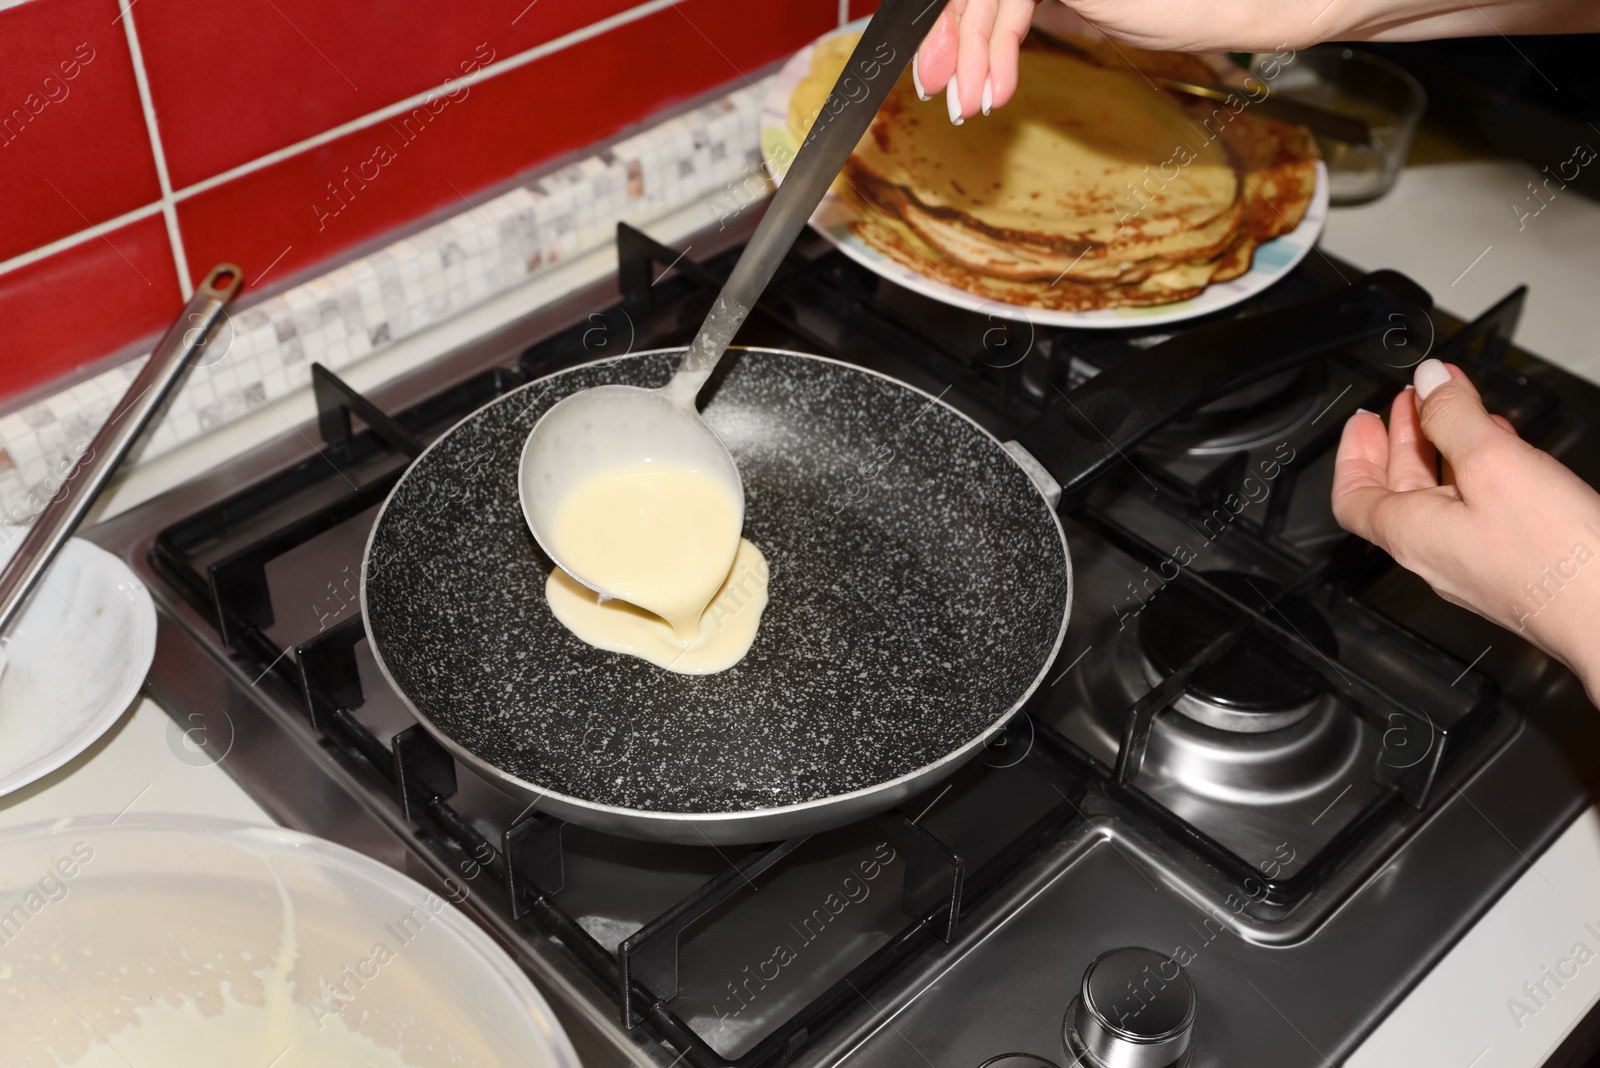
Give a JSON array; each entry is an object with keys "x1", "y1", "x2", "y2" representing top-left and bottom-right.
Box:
[
  {"x1": 545, "y1": 462, "x2": 745, "y2": 643},
  {"x1": 546, "y1": 537, "x2": 770, "y2": 674}
]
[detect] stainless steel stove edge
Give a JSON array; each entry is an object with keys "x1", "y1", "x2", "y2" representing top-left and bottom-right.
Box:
[{"x1": 789, "y1": 711, "x2": 1590, "y2": 1068}]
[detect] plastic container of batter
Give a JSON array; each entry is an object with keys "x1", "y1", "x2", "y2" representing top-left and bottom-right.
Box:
[{"x1": 0, "y1": 815, "x2": 582, "y2": 1068}]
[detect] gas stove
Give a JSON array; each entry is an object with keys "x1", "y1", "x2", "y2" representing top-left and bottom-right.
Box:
[{"x1": 90, "y1": 212, "x2": 1600, "y2": 1068}]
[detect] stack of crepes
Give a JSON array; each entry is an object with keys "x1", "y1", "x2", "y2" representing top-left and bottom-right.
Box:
[{"x1": 787, "y1": 35, "x2": 1320, "y2": 312}]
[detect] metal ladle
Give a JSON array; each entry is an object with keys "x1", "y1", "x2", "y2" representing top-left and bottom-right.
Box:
[{"x1": 518, "y1": 0, "x2": 934, "y2": 604}]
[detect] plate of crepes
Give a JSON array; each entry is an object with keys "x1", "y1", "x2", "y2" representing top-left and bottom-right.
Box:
[{"x1": 761, "y1": 23, "x2": 1329, "y2": 328}]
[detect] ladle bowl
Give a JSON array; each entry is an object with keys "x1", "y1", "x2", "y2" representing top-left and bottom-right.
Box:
[
  {"x1": 515, "y1": 0, "x2": 932, "y2": 602},
  {"x1": 517, "y1": 379, "x2": 743, "y2": 603}
]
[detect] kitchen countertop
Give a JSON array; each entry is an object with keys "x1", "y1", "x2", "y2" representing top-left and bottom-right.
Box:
[
  {"x1": 3, "y1": 159, "x2": 1599, "y2": 1067},
  {"x1": 1348, "y1": 807, "x2": 1600, "y2": 1068},
  {"x1": 0, "y1": 697, "x2": 272, "y2": 831},
  {"x1": 1321, "y1": 159, "x2": 1600, "y2": 386}
]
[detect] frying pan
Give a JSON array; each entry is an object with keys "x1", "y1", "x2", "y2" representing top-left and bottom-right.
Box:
[{"x1": 362, "y1": 270, "x2": 1428, "y2": 844}]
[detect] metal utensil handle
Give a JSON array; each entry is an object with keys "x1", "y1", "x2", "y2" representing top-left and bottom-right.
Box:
[
  {"x1": 1252, "y1": 93, "x2": 1374, "y2": 146},
  {"x1": 0, "y1": 263, "x2": 243, "y2": 636},
  {"x1": 1159, "y1": 79, "x2": 1374, "y2": 146},
  {"x1": 1029, "y1": 29, "x2": 1374, "y2": 147},
  {"x1": 673, "y1": 0, "x2": 937, "y2": 388}
]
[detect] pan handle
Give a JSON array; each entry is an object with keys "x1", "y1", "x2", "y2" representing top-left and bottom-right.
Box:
[{"x1": 1009, "y1": 269, "x2": 1431, "y2": 510}]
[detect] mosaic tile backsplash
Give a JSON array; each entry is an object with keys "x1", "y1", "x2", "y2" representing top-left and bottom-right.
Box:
[{"x1": 0, "y1": 82, "x2": 770, "y2": 525}]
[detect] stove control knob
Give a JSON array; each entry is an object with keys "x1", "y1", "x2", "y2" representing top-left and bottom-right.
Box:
[{"x1": 1064, "y1": 947, "x2": 1196, "y2": 1068}]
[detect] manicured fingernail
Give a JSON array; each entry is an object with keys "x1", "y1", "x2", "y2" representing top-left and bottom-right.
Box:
[
  {"x1": 981, "y1": 75, "x2": 993, "y2": 115},
  {"x1": 1403, "y1": 383, "x2": 1415, "y2": 390},
  {"x1": 1413, "y1": 358, "x2": 1450, "y2": 400},
  {"x1": 947, "y1": 73, "x2": 963, "y2": 125},
  {"x1": 912, "y1": 54, "x2": 930, "y2": 101}
]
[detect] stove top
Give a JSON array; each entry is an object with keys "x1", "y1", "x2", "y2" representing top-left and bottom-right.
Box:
[{"x1": 90, "y1": 213, "x2": 1600, "y2": 1068}]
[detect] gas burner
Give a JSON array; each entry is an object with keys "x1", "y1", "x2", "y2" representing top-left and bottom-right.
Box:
[
  {"x1": 1137, "y1": 571, "x2": 1339, "y2": 734},
  {"x1": 1140, "y1": 365, "x2": 1326, "y2": 455},
  {"x1": 1107, "y1": 628, "x2": 1363, "y2": 805},
  {"x1": 1137, "y1": 683, "x2": 1360, "y2": 805}
]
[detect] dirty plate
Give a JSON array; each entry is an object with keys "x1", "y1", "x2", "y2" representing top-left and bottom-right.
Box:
[{"x1": 0, "y1": 527, "x2": 155, "y2": 796}]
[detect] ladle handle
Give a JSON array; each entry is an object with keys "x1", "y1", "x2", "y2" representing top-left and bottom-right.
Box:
[{"x1": 672, "y1": 0, "x2": 937, "y2": 397}]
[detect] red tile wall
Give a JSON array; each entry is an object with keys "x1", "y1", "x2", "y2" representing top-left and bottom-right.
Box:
[
  {"x1": 0, "y1": 0, "x2": 840, "y2": 405},
  {"x1": 134, "y1": 0, "x2": 643, "y2": 190},
  {"x1": 0, "y1": 215, "x2": 180, "y2": 400},
  {"x1": 0, "y1": 0, "x2": 161, "y2": 263}
]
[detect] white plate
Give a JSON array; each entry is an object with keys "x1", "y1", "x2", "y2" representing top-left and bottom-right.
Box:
[
  {"x1": 0, "y1": 527, "x2": 156, "y2": 796},
  {"x1": 761, "y1": 22, "x2": 1330, "y2": 329}
]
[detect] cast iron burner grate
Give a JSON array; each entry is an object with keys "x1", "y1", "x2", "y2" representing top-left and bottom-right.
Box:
[
  {"x1": 1038, "y1": 277, "x2": 1545, "y2": 906},
  {"x1": 144, "y1": 223, "x2": 1540, "y2": 1066},
  {"x1": 1137, "y1": 569, "x2": 1340, "y2": 727}
]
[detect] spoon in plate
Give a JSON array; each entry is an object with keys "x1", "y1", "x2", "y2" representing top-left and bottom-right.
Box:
[
  {"x1": 0, "y1": 264, "x2": 240, "y2": 692},
  {"x1": 518, "y1": 0, "x2": 935, "y2": 607}
]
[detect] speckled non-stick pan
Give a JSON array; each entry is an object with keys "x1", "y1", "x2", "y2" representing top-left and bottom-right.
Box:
[
  {"x1": 361, "y1": 272, "x2": 1427, "y2": 845},
  {"x1": 363, "y1": 347, "x2": 1067, "y2": 845}
]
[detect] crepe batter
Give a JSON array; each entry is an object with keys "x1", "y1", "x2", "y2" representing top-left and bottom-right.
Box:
[
  {"x1": 548, "y1": 538, "x2": 768, "y2": 673},
  {"x1": 66, "y1": 859, "x2": 416, "y2": 1068},
  {"x1": 543, "y1": 463, "x2": 768, "y2": 673},
  {"x1": 65, "y1": 973, "x2": 415, "y2": 1068}
]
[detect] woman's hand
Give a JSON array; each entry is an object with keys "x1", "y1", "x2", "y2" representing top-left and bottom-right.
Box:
[
  {"x1": 912, "y1": 0, "x2": 1039, "y2": 122},
  {"x1": 912, "y1": 0, "x2": 1318, "y2": 124},
  {"x1": 1332, "y1": 359, "x2": 1600, "y2": 704},
  {"x1": 913, "y1": 0, "x2": 1600, "y2": 122}
]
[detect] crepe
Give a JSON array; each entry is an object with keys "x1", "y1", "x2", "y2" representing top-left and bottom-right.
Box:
[
  {"x1": 787, "y1": 32, "x2": 862, "y2": 139},
  {"x1": 787, "y1": 33, "x2": 1319, "y2": 312}
]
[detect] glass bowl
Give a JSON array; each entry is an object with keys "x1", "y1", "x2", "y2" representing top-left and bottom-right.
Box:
[
  {"x1": 1251, "y1": 45, "x2": 1427, "y2": 205},
  {"x1": 0, "y1": 815, "x2": 582, "y2": 1068}
]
